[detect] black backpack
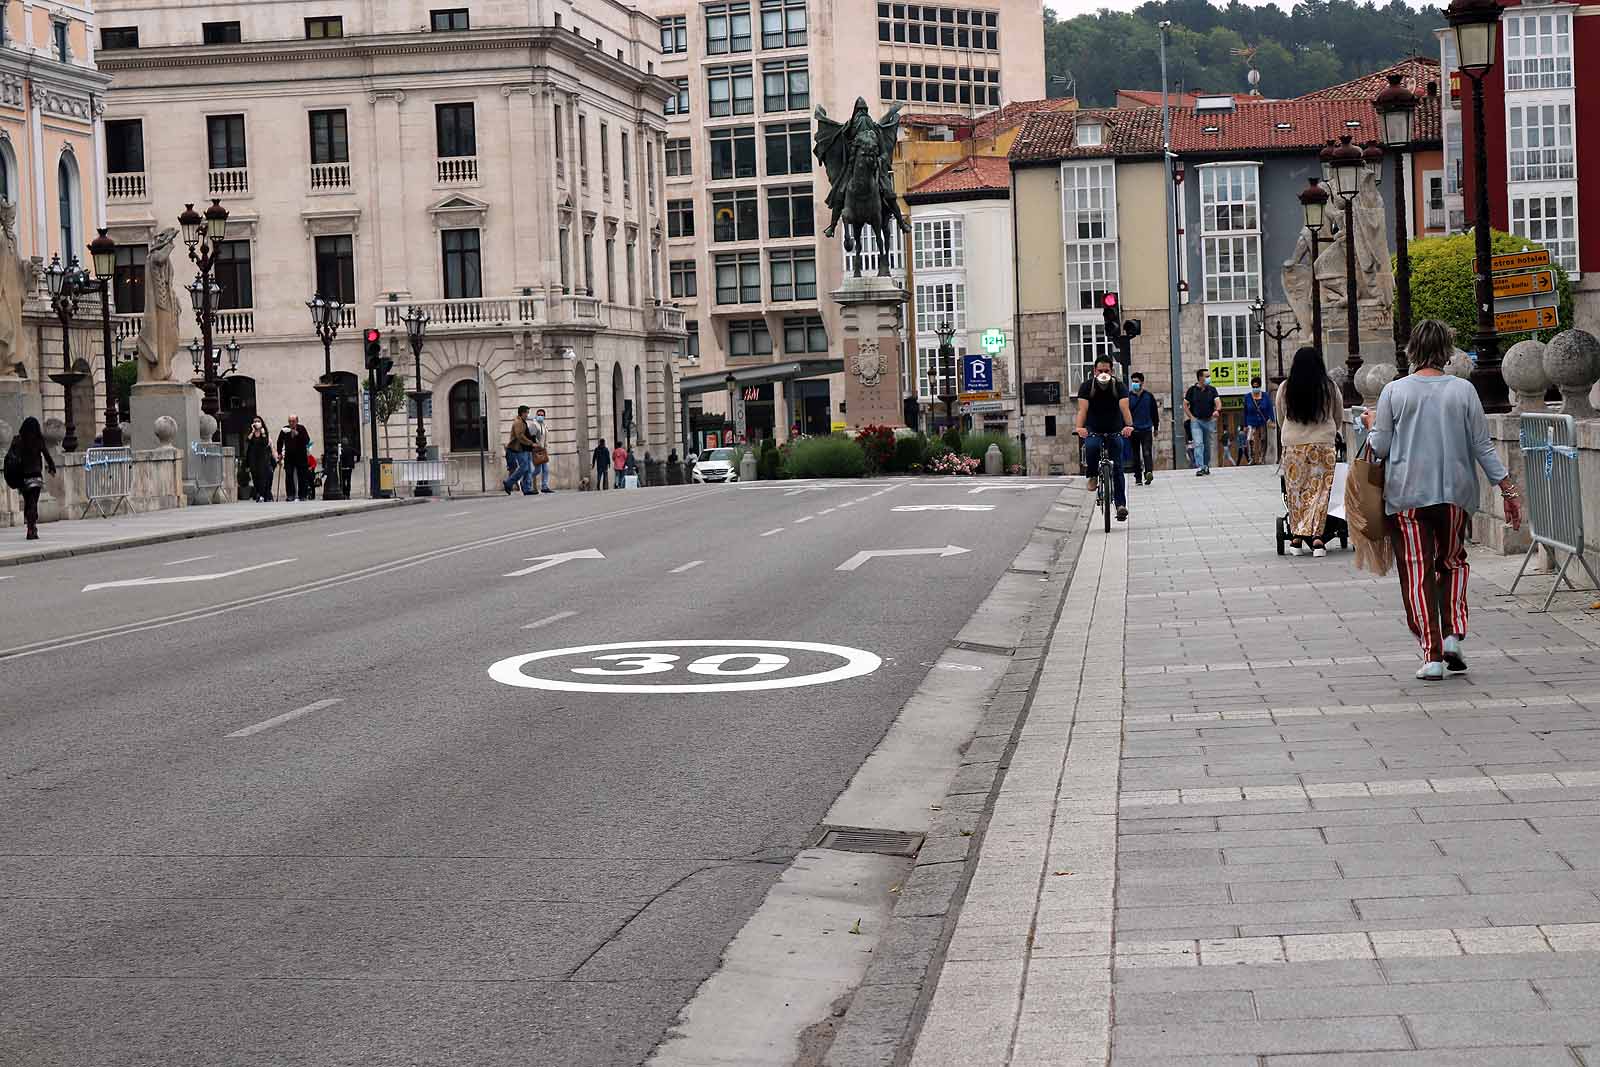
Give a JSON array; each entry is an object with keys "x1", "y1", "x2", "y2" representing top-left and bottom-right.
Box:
[{"x1": 3, "y1": 443, "x2": 22, "y2": 491}]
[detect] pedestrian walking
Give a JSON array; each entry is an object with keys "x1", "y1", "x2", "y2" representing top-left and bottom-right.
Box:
[
  {"x1": 529, "y1": 408, "x2": 554, "y2": 494},
  {"x1": 592, "y1": 438, "x2": 610, "y2": 489},
  {"x1": 502, "y1": 405, "x2": 536, "y2": 496},
  {"x1": 612, "y1": 442, "x2": 627, "y2": 489},
  {"x1": 1127, "y1": 371, "x2": 1159, "y2": 485},
  {"x1": 1183, "y1": 368, "x2": 1221, "y2": 475},
  {"x1": 1243, "y1": 376, "x2": 1276, "y2": 464},
  {"x1": 3, "y1": 416, "x2": 56, "y2": 540},
  {"x1": 1361, "y1": 319, "x2": 1523, "y2": 682},
  {"x1": 275, "y1": 415, "x2": 312, "y2": 501},
  {"x1": 243, "y1": 415, "x2": 275, "y2": 501},
  {"x1": 1277, "y1": 347, "x2": 1343, "y2": 558}
]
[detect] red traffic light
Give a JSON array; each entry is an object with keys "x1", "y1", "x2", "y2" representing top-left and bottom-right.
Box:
[
  {"x1": 1102, "y1": 292, "x2": 1119, "y2": 309},
  {"x1": 364, "y1": 328, "x2": 381, "y2": 344}
]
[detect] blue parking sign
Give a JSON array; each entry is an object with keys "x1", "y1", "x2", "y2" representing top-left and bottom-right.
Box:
[{"x1": 961, "y1": 355, "x2": 994, "y2": 392}]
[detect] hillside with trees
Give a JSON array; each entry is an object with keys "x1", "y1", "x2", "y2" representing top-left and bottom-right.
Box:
[{"x1": 1045, "y1": 0, "x2": 1446, "y2": 106}]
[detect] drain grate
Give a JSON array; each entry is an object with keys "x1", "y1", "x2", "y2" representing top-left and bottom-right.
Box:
[
  {"x1": 953, "y1": 640, "x2": 1016, "y2": 657},
  {"x1": 813, "y1": 825, "x2": 925, "y2": 857}
]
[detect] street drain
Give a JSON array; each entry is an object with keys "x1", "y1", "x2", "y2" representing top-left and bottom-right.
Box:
[
  {"x1": 953, "y1": 640, "x2": 1015, "y2": 656},
  {"x1": 813, "y1": 825, "x2": 925, "y2": 857}
]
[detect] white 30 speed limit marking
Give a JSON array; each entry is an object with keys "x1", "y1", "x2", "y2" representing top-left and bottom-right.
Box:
[{"x1": 488, "y1": 640, "x2": 882, "y2": 694}]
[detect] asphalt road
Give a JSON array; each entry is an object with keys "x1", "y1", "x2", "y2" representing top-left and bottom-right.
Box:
[{"x1": 0, "y1": 478, "x2": 1061, "y2": 1066}]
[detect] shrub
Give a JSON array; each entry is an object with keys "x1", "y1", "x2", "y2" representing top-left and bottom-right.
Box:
[
  {"x1": 960, "y1": 431, "x2": 1020, "y2": 470},
  {"x1": 1406, "y1": 229, "x2": 1573, "y2": 348},
  {"x1": 757, "y1": 437, "x2": 781, "y2": 480},
  {"x1": 890, "y1": 433, "x2": 929, "y2": 473},
  {"x1": 783, "y1": 435, "x2": 866, "y2": 478},
  {"x1": 941, "y1": 427, "x2": 963, "y2": 453},
  {"x1": 854, "y1": 424, "x2": 896, "y2": 473}
]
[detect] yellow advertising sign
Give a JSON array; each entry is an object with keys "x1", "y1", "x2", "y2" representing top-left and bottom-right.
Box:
[{"x1": 1206, "y1": 359, "x2": 1265, "y2": 391}]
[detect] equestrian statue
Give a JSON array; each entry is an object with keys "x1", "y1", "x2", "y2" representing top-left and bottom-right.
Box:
[{"x1": 814, "y1": 98, "x2": 911, "y2": 278}]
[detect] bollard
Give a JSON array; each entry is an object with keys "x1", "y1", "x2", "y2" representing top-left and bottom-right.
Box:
[
  {"x1": 984, "y1": 443, "x2": 1003, "y2": 476},
  {"x1": 739, "y1": 451, "x2": 757, "y2": 483}
]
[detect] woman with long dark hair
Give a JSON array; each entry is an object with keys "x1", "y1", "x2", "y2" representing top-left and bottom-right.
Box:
[
  {"x1": 5, "y1": 417, "x2": 56, "y2": 540},
  {"x1": 243, "y1": 415, "x2": 275, "y2": 501},
  {"x1": 1275, "y1": 347, "x2": 1343, "y2": 557}
]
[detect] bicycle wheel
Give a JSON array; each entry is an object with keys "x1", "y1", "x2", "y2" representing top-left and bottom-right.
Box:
[{"x1": 1101, "y1": 462, "x2": 1113, "y2": 532}]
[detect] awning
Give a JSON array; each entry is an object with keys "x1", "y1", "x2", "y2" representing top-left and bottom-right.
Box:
[{"x1": 678, "y1": 359, "x2": 844, "y2": 397}]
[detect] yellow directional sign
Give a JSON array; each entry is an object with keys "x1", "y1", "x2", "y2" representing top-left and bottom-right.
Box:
[
  {"x1": 1493, "y1": 269, "x2": 1556, "y2": 299},
  {"x1": 1494, "y1": 306, "x2": 1558, "y2": 333},
  {"x1": 959, "y1": 391, "x2": 1000, "y2": 403},
  {"x1": 1478, "y1": 249, "x2": 1551, "y2": 273}
]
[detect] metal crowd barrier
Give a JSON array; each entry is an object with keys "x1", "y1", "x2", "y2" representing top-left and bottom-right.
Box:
[
  {"x1": 1512, "y1": 412, "x2": 1599, "y2": 612},
  {"x1": 189, "y1": 441, "x2": 225, "y2": 502},
  {"x1": 81, "y1": 446, "x2": 134, "y2": 518},
  {"x1": 391, "y1": 458, "x2": 458, "y2": 498}
]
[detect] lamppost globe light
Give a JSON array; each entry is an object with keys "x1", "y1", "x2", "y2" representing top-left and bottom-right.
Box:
[
  {"x1": 178, "y1": 203, "x2": 204, "y2": 250},
  {"x1": 89, "y1": 228, "x2": 117, "y2": 280},
  {"x1": 1298, "y1": 177, "x2": 1329, "y2": 232},
  {"x1": 1362, "y1": 139, "x2": 1384, "y2": 179},
  {"x1": 1374, "y1": 72, "x2": 1418, "y2": 148},
  {"x1": 187, "y1": 277, "x2": 206, "y2": 313},
  {"x1": 403, "y1": 305, "x2": 430, "y2": 346},
  {"x1": 1330, "y1": 135, "x2": 1366, "y2": 201},
  {"x1": 189, "y1": 338, "x2": 203, "y2": 373},
  {"x1": 44, "y1": 254, "x2": 66, "y2": 298},
  {"x1": 1319, "y1": 140, "x2": 1338, "y2": 187},
  {"x1": 203, "y1": 198, "x2": 229, "y2": 242},
  {"x1": 226, "y1": 337, "x2": 241, "y2": 371},
  {"x1": 1447, "y1": 0, "x2": 1502, "y2": 71}
]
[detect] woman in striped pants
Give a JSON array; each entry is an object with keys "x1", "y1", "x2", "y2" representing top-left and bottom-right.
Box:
[{"x1": 1361, "y1": 320, "x2": 1523, "y2": 681}]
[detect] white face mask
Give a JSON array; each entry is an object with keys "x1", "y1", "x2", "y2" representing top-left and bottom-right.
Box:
[{"x1": 1095, "y1": 372, "x2": 1113, "y2": 385}]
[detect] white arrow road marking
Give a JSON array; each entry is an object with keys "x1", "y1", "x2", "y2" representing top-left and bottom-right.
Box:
[
  {"x1": 836, "y1": 545, "x2": 971, "y2": 572},
  {"x1": 227, "y1": 698, "x2": 343, "y2": 738},
  {"x1": 892, "y1": 505, "x2": 997, "y2": 513},
  {"x1": 968, "y1": 485, "x2": 1040, "y2": 495},
  {"x1": 503, "y1": 548, "x2": 605, "y2": 578},
  {"x1": 83, "y1": 558, "x2": 297, "y2": 593},
  {"x1": 522, "y1": 611, "x2": 578, "y2": 631}
]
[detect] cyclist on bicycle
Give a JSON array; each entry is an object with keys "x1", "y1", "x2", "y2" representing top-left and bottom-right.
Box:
[{"x1": 1075, "y1": 354, "x2": 1136, "y2": 523}]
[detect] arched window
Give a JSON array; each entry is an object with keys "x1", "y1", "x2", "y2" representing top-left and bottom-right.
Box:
[
  {"x1": 57, "y1": 155, "x2": 79, "y2": 260},
  {"x1": 448, "y1": 380, "x2": 483, "y2": 451},
  {"x1": 0, "y1": 138, "x2": 13, "y2": 206}
]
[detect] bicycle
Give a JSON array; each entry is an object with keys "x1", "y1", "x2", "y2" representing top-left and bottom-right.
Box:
[{"x1": 1083, "y1": 431, "x2": 1120, "y2": 533}]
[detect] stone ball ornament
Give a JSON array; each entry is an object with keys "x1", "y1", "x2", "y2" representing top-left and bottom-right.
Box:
[
  {"x1": 1355, "y1": 362, "x2": 1395, "y2": 404},
  {"x1": 1446, "y1": 350, "x2": 1474, "y2": 379},
  {"x1": 153, "y1": 415, "x2": 178, "y2": 446},
  {"x1": 198, "y1": 412, "x2": 218, "y2": 439},
  {"x1": 41, "y1": 417, "x2": 66, "y2": 448},
  {"x1": 1501, "y1": 339, "x2": 1550, "y2": 412},
  {"x1": 1543, "y1": 329, "x2": 1600, "y2": 418}
]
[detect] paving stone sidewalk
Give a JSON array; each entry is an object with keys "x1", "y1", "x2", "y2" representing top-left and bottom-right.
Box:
[{"x1": 910, "y1": 464, "x2": 1600, "y2": 1066}]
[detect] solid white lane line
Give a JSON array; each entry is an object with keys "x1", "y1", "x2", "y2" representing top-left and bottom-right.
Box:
[
  {"x1": 443, "y1": 510, "x2": 472, "y2": 518},
  {"x1": 671, "y1": 560, "x2": 706, "y2": 574},
  {"x1": 522, "y1": 611, "x2": 578, "y2": 631},
  {"x1": 818, "y1": 508, "x2": 837, "y2": 515},
  {"x1": 227, "y1": 698, "x2": 343, "y2": 738},
  {"x1": 163, "y1": 555, "x2": 215, "y2": 567},
  {"x1": 795, "y1": 515, "x2": 814, "y2": 524},
  {"x1": 326, "y1": 529, "x2": 366, "y2": 538},
  {"x1": 760, "y1": 527, "x2": 785, "y2": 537}
]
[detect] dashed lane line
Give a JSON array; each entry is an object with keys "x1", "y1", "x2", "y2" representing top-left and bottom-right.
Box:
[{"x1": 226, "y1": 698, "x2": 343, "y2": 738}]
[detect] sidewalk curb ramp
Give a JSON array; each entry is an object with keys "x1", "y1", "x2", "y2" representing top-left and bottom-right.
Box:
[
  {"x1": 0, "y1": 498, "x2": 426, "y2": 568},
  {"x1": 820, "y1": 487, "x2": 1094, "y2": 1066}
]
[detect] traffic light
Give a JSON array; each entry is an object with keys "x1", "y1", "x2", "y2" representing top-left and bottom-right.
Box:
[
  {"x1": 1101, "y1": 292, "x2": 1122, "y2": 339},
  {"x1": 375, "y1": 356, "x2": 394, "y2": 390},
  {"x1": 1122, "y1": 318, "x2": 1142, "y2": 339},
  {"x1": 365, "y1": 328, "x2": 394, "y2": 389},
  {"x1": 363, "y1": 328, "x2": 382, "y2": 370}
]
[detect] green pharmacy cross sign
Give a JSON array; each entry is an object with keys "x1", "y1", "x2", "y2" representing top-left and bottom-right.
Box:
[{"x1": 980, "y1": 329, "x2": 1006, "y2": 355}]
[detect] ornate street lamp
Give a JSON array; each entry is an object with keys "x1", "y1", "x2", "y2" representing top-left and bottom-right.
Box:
[
  {"x1": 1448, "y1": 0, "x2": 1509, "y2": 412},
  {"x1": 724, "y1": 371, "x2": 738, "y2": 445},
  {"x1": 178, "y1": 198, "x2": 230, "y2": 437},
  {"x1": 1298, "y1": 178, "x2": 1330, "y2": 357},
  {"x1": 935, "y1": 318, "x2": 958, "y2": 431},
  {"x1": 1319, "y1": 139, "x2": 1338, "y2": 187},
  {"x1": 1373, "y1": 72, "x2": 1419, "y2": 369},
  {"x1": 403, "y1": 305, "x2": 432, "y2": 496},
  {"x1": 307, "y1": 293, "x2": 348, "y2": 501},
  {"x1": 45, "y1": 254, "x2": 91, "y2": 453},
  {"x1": 86, "y1": 229, "x2": 123, "y2": 447},
  {"x1": 1252, "y1": 298, "x2": 1294, "y2": 464},
  {"x1": 1329, "y1": 135, "x2": 1367, "y2": 406}
]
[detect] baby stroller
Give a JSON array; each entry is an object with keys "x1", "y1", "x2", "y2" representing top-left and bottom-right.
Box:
[{"x1": 1275, "y1": 435, "x2": 1351, "y2": 556}]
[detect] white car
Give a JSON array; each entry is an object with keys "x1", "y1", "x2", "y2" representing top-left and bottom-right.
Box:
[{"x1": 692, "y1": 447, "x2": 739, "y2": 483}]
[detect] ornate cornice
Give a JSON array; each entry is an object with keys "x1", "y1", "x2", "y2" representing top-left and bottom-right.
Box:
[{"x1": 32, "y1": 83, "x2": 94, "y2": 120}]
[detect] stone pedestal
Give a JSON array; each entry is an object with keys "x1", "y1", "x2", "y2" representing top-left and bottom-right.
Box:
[
  {"x1": 831, "y1": 276, "x2": 909, "y2": 431},
  {"x1": 130, "y1": 380, "x2": 202, "y2": 452},
  {"x1": 0, "y1": 375, "x2": 39, "y2": 434}
]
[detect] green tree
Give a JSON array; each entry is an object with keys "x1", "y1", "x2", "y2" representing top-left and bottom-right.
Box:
[{"x1": 1404, "y1": 230, "x2": 1573, "y2": 350}]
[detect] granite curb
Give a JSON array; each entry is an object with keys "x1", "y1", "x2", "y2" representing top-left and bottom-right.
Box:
[
  {"x1": 0, "y1": 498, "x2": 425, "y2": 567},
  {"x1": 822, "y1": 486, "x2": 1094, "y2": 1067}
]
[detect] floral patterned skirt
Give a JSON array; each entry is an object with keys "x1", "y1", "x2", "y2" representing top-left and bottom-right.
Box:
[{"x1": 1283, "y1": 443, "x2": 1338, "y2": 539}]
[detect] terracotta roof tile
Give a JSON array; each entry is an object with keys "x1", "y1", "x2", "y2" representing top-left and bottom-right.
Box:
[
  {"x1": 907, "y1": 155, "x2": 1012, "y2": 198},
  {"x1": 1297, "y1": 56, "x2": 1441, "y2": 101},
  {"x1": 902, "y1": 98, "x2": 1075, "y2": 138},
  {"x1": 1009, "y1": 107, "x2": 1164, "y2": 162}
]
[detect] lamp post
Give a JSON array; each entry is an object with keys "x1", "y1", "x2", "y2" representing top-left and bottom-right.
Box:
[
  {"x1": 1329, "y1": 135, "x2": 1367, "y2": 406},
  {"x1": 1252, "y1": 299, "x2": 1294, "y2": 464},
  {"x1": 935, "y1": 318, "x2": 957, "y2": 431},
  {"x1": 178, "y1": 199, "x2": 230, "y2": 436},
  {"x1": 403, "y1": 306, "x2": 432, "y2": 497},
  {"x1": 1298, "y1": 178, "x2": 1330, "y2": 357},
  {"x1": 86, "y1": 229, "x2": 123, "y2": 447},
  {"x1": 44, "y1": 254, "x2": 91, "y2": 453},
  {"x1": 1448, "y1": 0, "x2": 1509, "y2": 412},
  {"x1": 307, "y1": 293, "x2": 347, "y2": 501},
  {"x1": 724, "y1": 371, "x2": 738, "y2": 444},
  {"x1": 1374, "y1": 73, "x2": 1419, "y2": 372}
]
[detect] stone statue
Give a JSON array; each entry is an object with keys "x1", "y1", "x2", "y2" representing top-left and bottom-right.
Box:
[
  {"x1": 137, "y1": 228, "x2": 181, "y2": 384},
  {"x1": 0, "y1": 201, "x2": 30, "y2": 375},
  {"x1": 1282, "y1": 227, "x2": 1316, "y2": 339},
  {"x1": 1353, "y1": 167, "x2": 1395, "y2": 316},
  {"x1": 1313, "y1": 209, "x2": 1349, "y2": 313},
  {"x1": 814, "y1": 98, "x2": 910, "y2": 277}
]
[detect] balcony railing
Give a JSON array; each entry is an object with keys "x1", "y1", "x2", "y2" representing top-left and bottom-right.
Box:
[
  {"x1": 436, "y1": 156, "x2": 479, "y2": 185},
  {"x1": 208, "y1": 167, "x2": 249, "y2": 196},
  {"x1": 335, "y1": 304, "x2": 357, "y2": 330},
  {"x1": 114, "y1": 312, "x2": 143, "y2": 341},
  {"x1": 107, "y1": 172, "x2": 147, "y2": 201},
  {"x1": 213, "y1": 308, "x2": 254, "y2": 334},
  {"x1": 647, "y1": 304, "x2": 687, "y2": 335},
  {"x1": 376, "y1": 296, "x2": 545, "y2": 330},
  {"x1": 1426, "y1": 207, "x2": 1447, "y2": 231},
  {"x1": 310, "y1": 161, "x2": 352, "y2": 191}
]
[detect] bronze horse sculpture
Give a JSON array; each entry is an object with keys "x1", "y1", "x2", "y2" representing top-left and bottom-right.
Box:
[{"x1": 815, "y1": 98, "x2": 911, "y2": 278}]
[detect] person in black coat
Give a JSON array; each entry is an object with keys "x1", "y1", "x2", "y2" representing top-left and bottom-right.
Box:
[
  {"x1": 243, "y1": 415, "x2": 275, "y2": 501},
  {"x1": 6, "y1": 417, "x2": 56, "y2": 540},
  {"x1": 276, "y1": 415, "x2": 312, "y2": 501},
  {"x1": 592, "y1": 438, "x2": 610, "y2": 490}
]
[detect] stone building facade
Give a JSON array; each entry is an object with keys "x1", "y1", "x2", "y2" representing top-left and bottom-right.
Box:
[{"x1": 95, "y1": 0, "x2": 683, "y2": 491}]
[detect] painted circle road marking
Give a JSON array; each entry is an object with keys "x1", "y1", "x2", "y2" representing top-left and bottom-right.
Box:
[{"x1": 489, "y1": 640, "x2": 881, "y2": 694}]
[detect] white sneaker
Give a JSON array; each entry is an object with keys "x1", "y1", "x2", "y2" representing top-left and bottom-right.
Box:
[
  {"x1": 1415, "y1": 662, "x2": 1445, "y2": 681},
  {"x1": 1286, "y1": 543, "x2": 1304, "y2": 557},
  {"x1": 1312, "y1": 545, "x2": 1327, "y2": 558},
  {"x1": 1443, "y1": 636, "x2": 1468, "y2": 673}
]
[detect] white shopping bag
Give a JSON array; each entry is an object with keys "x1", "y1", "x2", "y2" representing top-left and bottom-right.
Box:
[
  {"x1": 624, "y1": 473, "x2": 640, "y2": 489},
  {"x1": 1327, "y1": 462, "x2": 1349, "y2": 521}
]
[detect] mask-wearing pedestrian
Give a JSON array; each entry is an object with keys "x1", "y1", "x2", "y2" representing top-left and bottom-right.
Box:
[
  {"x1": 1093, "y1": 371, "x2": 1114, "y2": 392},
  {"x1": 1130, "y1": 381, "x2": 1142, "y2": 393},
  {"x1": 535, "y1": 415, "x2": 544, "y2": 425}
]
